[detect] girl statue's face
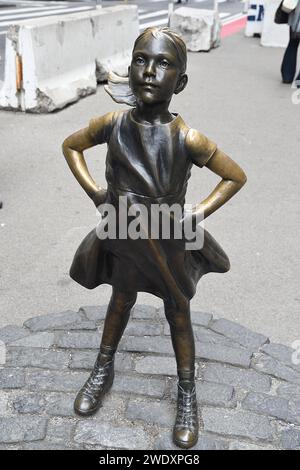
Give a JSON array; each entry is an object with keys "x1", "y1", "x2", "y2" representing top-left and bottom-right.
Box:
[{"x1": 129, "y1": 34, "x2": 187, "y2": 106}]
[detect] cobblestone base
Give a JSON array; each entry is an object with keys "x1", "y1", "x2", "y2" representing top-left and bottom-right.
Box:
[{"x1": 0, "y1": 305, "x2": 299, "y2": 450}]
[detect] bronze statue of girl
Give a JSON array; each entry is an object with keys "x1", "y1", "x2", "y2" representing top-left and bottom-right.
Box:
[{"x1": 62, "y1": 27, "x2": 246, "y2": 449}]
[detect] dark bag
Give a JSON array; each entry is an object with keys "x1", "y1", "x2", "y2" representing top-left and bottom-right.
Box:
[{"x1": 275, "y1": 1, "x2": 290, "y2": 23}]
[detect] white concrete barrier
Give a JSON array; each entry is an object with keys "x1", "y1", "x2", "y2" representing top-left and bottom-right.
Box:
[
  {"x1": 245, "y1": 1, "x2": 265, "y2": 37},
  {"x1": 92, "y1": 5, "x2": 139, "y2": 82},
  {"x1": 169, "y1": 7, "x2": 221, "y2": 52},
  {"x1": 261, "y1": 0, "x2": 289, "y2": 47},
  {"x1": 0, "y1": 5, "x2": 139, "y2": 112}
]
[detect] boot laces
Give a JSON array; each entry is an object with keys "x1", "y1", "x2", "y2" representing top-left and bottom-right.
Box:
[
  {"x1": 176, "y1": 385, "x2": 197, "y2": 427},
  {"x1": 82, "y1": 361, "x2": 113, "y2": 396}
]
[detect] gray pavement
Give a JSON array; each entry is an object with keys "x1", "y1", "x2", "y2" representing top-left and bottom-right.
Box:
[
  {"x1": 0, "y1": 29, "x2": 300, "y2": 348},
  {"x1": 0, "y1": 304, "x2": 299, "y2": 449}
]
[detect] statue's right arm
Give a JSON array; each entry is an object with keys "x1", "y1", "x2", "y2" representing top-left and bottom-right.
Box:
[{"x1": 62, "y1": 113, "x2": 113, "y2": 203}]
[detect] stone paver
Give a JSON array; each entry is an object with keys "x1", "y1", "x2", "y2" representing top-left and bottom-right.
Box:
[
  {"x1": 69, "y1": 351, "x2": 134, "y2": 372},
  {"x1": 6, "y1": 348, "x2": 70, "y2": 370},
  {"x1": 10, "y1": 332, "x2": 55, "y2": 349},
  {"x1": 45, "y1": 393, "x2": 76, "y2": 417},
  {"x1": 170, "y1": 380, "x2": 235, "y2": 408},
  {"x1": 132, "y1": 305, "x2": 157, "y2": 320},
  {"x1": 0, "y1": 369, "x2": 25, "y2": 389},
  {"x1": 46, "y1": 419, "x2": 75, "y2": 444},
  {"x1": 126, "y1": 398, "x2": 174, "y2": 427},
  {"x1": 0, "y1": 326, "x2": 30, "y2": 345},
  {"x1": 277, "y1": 382, "x2": 300, "y2": 400},
  {"x1": 202, "y1": 408, "x2": 274, "y2": 441},
  {"x1": 154, "y1": 431, "x2": 228, "y2": 450},
  {"x1": 12, "y1": 394, "x2": 46, "y2": 414},
  {"x1": 26, "y1": 370, "x2": 89, "y2": 393},
  {"x1": 125, "y1": 321, "x2": 163, "y2": 337},
  {"x1": 242, "y1": 392, "x2": 289, "y2": 421},
  {"x1": 195, "y1": 342, "x2": 252, "y2": 368},
  {"x1": 228, "y1": 441, "x2": 277, "y2": 450},
  {"x1": 261, "y1": 343, "x2": 300, "y2": 373},
  {"x1": 202, "y1": 363, "x2": 271, "y2": 392},
  {"x1": 0, "y1": 392, "x2": 9, "y2": 416},
  {"x1": 288, "y1": 400, "x2": 300, "y2": 426},
  {"x1": 79, "y1": 305, "x2": 107, "y2": 322},
  {"x1": 114, "y1": 374, "x2": 166, "y2": 398},
  {"x1": 74, "y1": 422, "x2": 150, "y2": 450},
  {"x1": 134, "y1": 355, "x2": 177, "y2": 376},
  {"x1": 0, "y1": 303, "x2": 299, "y2": 449},
  {"x1": 279, "y1": 427, "x2": 300, "y2": 450},
  {"x1": 193, "y1": 326, "x2": 238, "y2": 347},
  {"x1": 55, "y1": 332, "x2": 101, "y2": 349},
  {"x1": 120, "y1": 336, "x2": 173, "y2": 355},
  {"x1": 191, "y1": 311, "x2": 213, "y2": 327},
  {"x1": 0, "y1": 417, "x2": 48, "y2": 443},
  {"x1": 252, "y1": 354, "x2": 300, "y2": 385},
  {"x1": 24, "y1": 310, "x2": 82, "y2": 332},
  {"x1": 210, "y1": 318, "x2": 269, "y2": 351}
]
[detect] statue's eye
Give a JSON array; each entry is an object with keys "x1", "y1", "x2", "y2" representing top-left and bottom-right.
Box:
[
  {"x1": 135, "y1": 56, "x2": 145, "y2": 65},
  {"x1": 160, "y1": 59, "x2": 170, "y2": 69}
]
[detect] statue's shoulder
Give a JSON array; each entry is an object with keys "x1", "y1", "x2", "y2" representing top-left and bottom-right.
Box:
[
  {"x1": 185, "y1": 128, "x2": 218, "y2": 168},
  {"x1": 88, "y1": 109, "x2": 128, "y2": 143},
  {"x1": 90, "y1": 109, "x2": 127, "y2": 131}
]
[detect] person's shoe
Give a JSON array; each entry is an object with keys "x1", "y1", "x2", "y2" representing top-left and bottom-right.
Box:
[
  {"x1": 74, "y1": 356, "x2": 114, "y2": 416},
  {"x1": 173, "y1": 383, "x2": 199, "y2": 449}
]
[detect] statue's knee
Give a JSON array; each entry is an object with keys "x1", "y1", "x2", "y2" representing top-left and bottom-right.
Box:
[
  {"x1": 124, "y1": 293, "x2": 137, "y2": 310},
  {"x1": 165, "y1": 300, "x2": 190, "y2": 332},
  {"x1": 164, "y1": 297, "x2": 189, "y2": 317},
  {"x1": 111, "y1": 290, "x2": 136, "y2": 313}
]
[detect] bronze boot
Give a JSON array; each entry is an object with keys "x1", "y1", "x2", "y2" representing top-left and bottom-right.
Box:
[
  {"x1": 173, "y1": 382, "x2": 199, "y2": 449},
  {"x1": 74, "y1": 355, "x2": 114, "y2": 416}
]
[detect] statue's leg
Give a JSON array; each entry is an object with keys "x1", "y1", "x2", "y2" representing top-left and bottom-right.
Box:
[
  {"x1": 100, "y1": 288, "x2": 137, "y2": 353},
  {"x1": 74, "y1": 288, "x2": 137, "y2": 416},
  {"x1": 164, "y1": 299, "x2": 199, "y2": 449}
]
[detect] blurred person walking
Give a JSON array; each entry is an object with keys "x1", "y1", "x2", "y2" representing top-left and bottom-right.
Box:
[{"x1": 281, "y1": 0, "x2": 300, "y2": 85}]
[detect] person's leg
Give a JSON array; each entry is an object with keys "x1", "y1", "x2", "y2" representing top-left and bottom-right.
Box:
[
  {"x1": 74, "y1": 288, "x2": 137, "y2": 415},
  {"x1": 164, "y1": 298, "x2": 198, "y2": 449},
  {"x1": 295, "y1": 37, "x2": 300, "y2": 86},
  {"x1": 281, "y1": 29, "x2": 300, "y2": 83}
]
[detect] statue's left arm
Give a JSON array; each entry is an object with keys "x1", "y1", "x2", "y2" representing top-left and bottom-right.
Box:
[{"x1": 186, "y1": 128, "x2": 247, "y2": 221}]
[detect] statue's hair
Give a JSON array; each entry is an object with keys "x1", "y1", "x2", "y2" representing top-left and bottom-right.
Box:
[{"x1": 104, "y1": 27, "x2": 187, "y2": 107}]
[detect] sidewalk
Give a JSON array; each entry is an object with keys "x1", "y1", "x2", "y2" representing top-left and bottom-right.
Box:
[
  {"x1": 0, "y1": 29, "x2": 299, "y2": 349},
  {"x1": 0, "y1": 304, "x2": 299, "y2": 449}
]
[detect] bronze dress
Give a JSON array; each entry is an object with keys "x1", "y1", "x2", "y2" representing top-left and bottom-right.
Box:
[{"x1": 69, "y1": 109, "x2": 230, "y2": 302}]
